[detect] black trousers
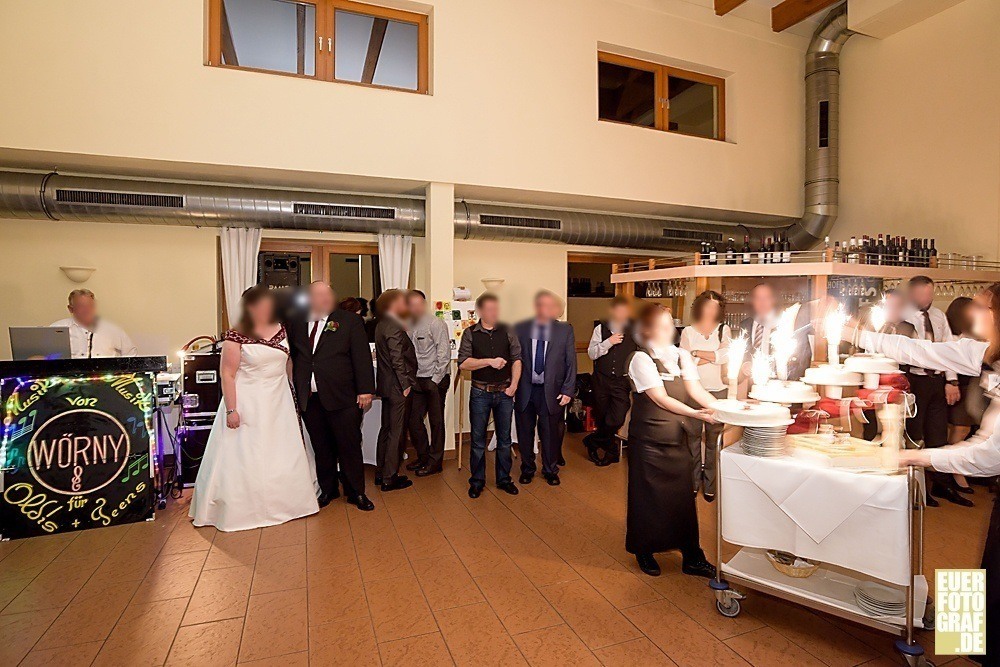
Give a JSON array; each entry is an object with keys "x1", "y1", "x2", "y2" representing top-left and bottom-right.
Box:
[
  {"x1": 377, "y1": 392, "x2": 411, "y2": 479},
  {"x1": 592, "y1": 373, "x2": 631, "y2": 443},
  {"x1": 907, "y1": 373, "x2": 952, "y2": 491},
  {"x1": 303, "y1": 397, "x2": 365, "y2": 498},
  {"x1": 516, "y1": 384, "x2": 564, "y2": 477},
  {"x1": 979, "y1": 492, "x2": 1000, "y2": 666},
  {"x1": 408, "y1": 375, "x2": 448, "y2": 469}
]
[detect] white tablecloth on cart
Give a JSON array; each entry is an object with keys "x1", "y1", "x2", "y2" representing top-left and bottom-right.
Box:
[{"x1": 721, "y1": 447, "x2": 922, "y2": 586}]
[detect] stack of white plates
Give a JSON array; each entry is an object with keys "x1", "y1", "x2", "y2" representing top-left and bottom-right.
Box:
[
  {"x1": 740, "y1": 426, "x2": 788, "y2": 458},
  {"x1": 854, "y1": 582, "x2": 906, "y2": 617}
]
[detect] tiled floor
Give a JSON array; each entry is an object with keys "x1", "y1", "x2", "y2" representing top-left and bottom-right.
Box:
[{"x1": 1, "y1": 434, "x2": 990, "y2": 666}]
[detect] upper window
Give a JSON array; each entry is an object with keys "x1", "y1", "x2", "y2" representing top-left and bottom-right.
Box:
[
  {"x1": 209, "y1": 0, "x2": 429, "y2": 93},
  {"x1": 597, "y1": 52, "x2": 725, "y2": 141}
]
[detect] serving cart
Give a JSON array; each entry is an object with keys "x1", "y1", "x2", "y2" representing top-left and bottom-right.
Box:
[{"x1": 709, "y1": 429, "x2": 934, "y2": 666}]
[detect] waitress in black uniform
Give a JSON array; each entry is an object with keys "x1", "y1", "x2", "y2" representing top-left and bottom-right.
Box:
[
  {"x1": 626, "y1": 303, "x2": 720, "y2": 578},
  {"x1": 844, "y1": 283, "x2": 1000, "y2": 666}
]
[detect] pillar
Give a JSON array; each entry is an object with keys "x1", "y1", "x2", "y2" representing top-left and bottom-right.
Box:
[{"x1": 422, "y1": 182, "x2": 457, "y2": 455}]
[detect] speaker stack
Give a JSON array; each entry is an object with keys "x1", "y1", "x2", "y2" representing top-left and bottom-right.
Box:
[{"x1": 178, "y1": 350, "x2": 222, "y2": 486}]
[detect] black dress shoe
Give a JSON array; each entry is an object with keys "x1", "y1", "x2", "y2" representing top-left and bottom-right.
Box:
[
  {"x1": 702, "y1": 491, "x2": 716, "y2": 503},
  {"x1": 317, "y1": 493, "x2": 332, "y2": 509},
  {"x1": 682, "y1": 557, "x2": 717, "y2": 579},
  {"x1": 347, "y1": 494, "x2": 375, "y2": 511},
  {"x1": 557, "y1": 456, "x2": 566, "y2": 466},
  {"x1": 380, "y1": 475, "x2": 413, "y2": 492},
  {"x1": 543, "y1": 473, "x2": 560, "y2": 486},
  {"x1": 406, "y1": 459, "x2": 427, "y2": 471},
  {"x1": 415, "y1": 466, "x2": 442, "y2": 477},
  {"x1": 636, "y1": 553, "x2": 661, "y2": 577},
  {"x1": 497, "y1": 481, "x2": 519, "y2": 495},
  {"x1": 468, "y1": 485, "x2": 483, "y2": 499},
  {"x1": 956, "y1": 485, "x2": 975, "y2": 495},
  {"x1": 374, "y1": 475, "x2": 383, "y2": 487},
  {"x1": 924, "y1": 494, "x2": 939, "y2": 508},
  {"x1": 519, "y1": 473, "x2": 533, "y2": 485},
  {"x1": 933, "y1": 484, "x2": 974, "y2": 507}
]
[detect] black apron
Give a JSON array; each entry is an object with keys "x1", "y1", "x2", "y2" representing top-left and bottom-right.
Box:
[{"x1": 625, "y1": 352, "x2": 703, "y2": 557}]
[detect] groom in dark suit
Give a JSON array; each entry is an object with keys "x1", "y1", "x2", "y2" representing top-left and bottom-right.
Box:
[
  {"x1": 288, "y1": 281, "x2": 376, "y2": 511},
  {"x1": 515, "y1": 290, "x2": 577, "y2": 486}
]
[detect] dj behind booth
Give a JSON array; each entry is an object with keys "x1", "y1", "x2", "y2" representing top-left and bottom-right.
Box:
[{"x1": 0, "y1": 355, "x2": 166, "y2": 539}]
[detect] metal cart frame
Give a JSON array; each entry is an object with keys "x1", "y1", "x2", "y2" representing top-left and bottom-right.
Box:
[{"x1": 709, "y1": 428, "x2": 935, "y2": 667}]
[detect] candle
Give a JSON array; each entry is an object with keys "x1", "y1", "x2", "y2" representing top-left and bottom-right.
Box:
[
  {"x1": 727, "y1": 335, "x2": 747, "y2": 400},
  {"x1": 868, "y1": 296, "x2": 887, "y2": 335},
  {"x1": 770, "y1": 304, "x2": 800, "y2": 381},
  {"x1": 824, "y1": 303, "x2": 847, "y2": 366},
  {"x1": 751, "y1": 349, "x2": 772, "y2": 389}
]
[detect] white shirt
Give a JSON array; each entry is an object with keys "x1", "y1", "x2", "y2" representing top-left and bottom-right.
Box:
[
  {"x1": 679, "y1": 324, "x2": 732, "y2": 392},
  {"x1": 858, "y1": 330, "x2": 1000, "y2": 475},
  {"x1": 50, "y1": 318, "x2": 136, "y2": 359},
  {"x1": 308, "y1": 315, "x2": 328, "y2": 393},
  {"x1": 628, "y1": 345, "x2": 700, "y2": 394},
  {"x1": 587, "y1": 321, "x2": 638, "y2": 361},
  {"x1": 903, "y1": 304, "x2": 957, "y2": 380}
]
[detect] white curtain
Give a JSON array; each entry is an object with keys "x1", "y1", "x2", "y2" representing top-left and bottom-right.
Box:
[
  {"x1": 377, "y1": 234, "x2": 413, "y2": 290},
  {"x1": 220, "y1": 226, "x2": 263, "y2": 327}
]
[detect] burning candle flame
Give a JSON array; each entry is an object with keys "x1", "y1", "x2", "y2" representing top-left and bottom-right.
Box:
[
  {"x1": 751, "y1": 349, "x2": 772, "y2": 388},
  {"x1": 727, "y1": 335, "x2": 747, "y2": 382},
  {"x1": 770, "y1": 304, "x2": 800, "y2": 381},
  {"x1": 825, "y1": 302, "x2": 848, "y2": 366},
  {"x1": 869, "y1": 296, "x2": 887, "y2": 333}
]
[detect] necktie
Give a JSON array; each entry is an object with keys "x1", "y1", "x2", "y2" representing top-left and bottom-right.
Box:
[
  {"x1": 752, "y1": 321, "x2": 763, "y2": 351},
  {"x1": 921, "y1": 308, "x2": 935, "y2": 342},
  {"x1": 309, "y1": 320, "x2": 319, "y2": 350},
  {"x1": 534, "y1": 325, "x2": 546, "y2": 375}
]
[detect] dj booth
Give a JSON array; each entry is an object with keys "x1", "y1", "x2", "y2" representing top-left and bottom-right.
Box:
[{"x1": 0, "y1": 356, "x2": 166, "y2": 540}]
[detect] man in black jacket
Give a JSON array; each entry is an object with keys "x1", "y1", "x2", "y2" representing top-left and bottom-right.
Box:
[
  {"x1": 374, "y1": 289, "x2": 418, "y2": 492},
  {"x1": 288, "y1": 281, "x2": 376, "y2": 511}
]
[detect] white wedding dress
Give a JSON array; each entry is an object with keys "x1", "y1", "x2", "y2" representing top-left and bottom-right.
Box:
[{"x1": 190, "y1": 327, "x2": 319, "y2": 532}]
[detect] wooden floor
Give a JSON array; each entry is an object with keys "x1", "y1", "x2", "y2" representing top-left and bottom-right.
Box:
[{"x1": 0, "y1": 434, "x2": 989, "y2": 667}]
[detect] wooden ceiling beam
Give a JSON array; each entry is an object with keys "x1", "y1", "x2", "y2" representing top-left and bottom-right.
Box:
[
  {"x1": 771, "y1": 0, "x2": 841, "y2": 32},
  {"x1": 714, "y1": 0, "x2": 748, "y2": 16}
]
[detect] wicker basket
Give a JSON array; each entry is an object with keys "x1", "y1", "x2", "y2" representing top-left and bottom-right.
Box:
[{"x1": 766, "y1": 550, "x2": 820, "y2": 578}]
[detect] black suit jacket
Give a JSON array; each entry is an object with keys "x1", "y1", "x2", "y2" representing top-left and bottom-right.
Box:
[
  {"x1": 514, "y1": 319, "x2": 577, "y2": 414},
  {"x1": 374, "y1": 316, "x2": 417, "y2": 399},
  {"x1": 288, "y1": 310, "x2": 375, "y2": 412}
]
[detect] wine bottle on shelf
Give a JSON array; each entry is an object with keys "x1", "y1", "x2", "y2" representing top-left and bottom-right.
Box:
[
  {"x1": 709, "y1": 241, "x2": 718, "y2": 266},
  {"x1": 874, "y1": 234, "x2": 884, "y2": 266},
  {"x1": 848, "y1": 236, "x2": 858, "y2": 264},
  {"x1": 742, "y1": 235, "x2": 752, "y2": 264},
  {"x1": 782, "y1": 234, "x2": 792, "y2": 263},
  {"x1": 725, "y1": 238, "x2": 736, "y2": 265},
  {"x1": 929, "y1": 238, "x2": 938, "y2": 268},
  {"x1": 896, "y1": 237, "x2": 905, "y2": 266},
  {"x1": 833, "y1": 240, "x2": 842, "y2": 262},
  {"x1": 757, "y1": 237, "x2": 767, "y2": 264}
]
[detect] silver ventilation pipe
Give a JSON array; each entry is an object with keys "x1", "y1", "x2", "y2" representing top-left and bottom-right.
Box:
[
  {"x1": 0, "y1": 170, "x2": 424, "y2": 235},
  {"x1": 785, "y1": 3, "x2": 853, "y2": 249}
]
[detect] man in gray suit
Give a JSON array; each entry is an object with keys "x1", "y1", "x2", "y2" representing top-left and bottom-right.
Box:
[{"x1": 515, "y1": 290, "x2": 577, "y2": 486}]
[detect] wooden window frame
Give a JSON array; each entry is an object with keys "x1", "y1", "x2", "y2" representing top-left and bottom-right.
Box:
[
  {"x1": 208, "y1": 0, "x2": 429, "y2": 94},
  {"x1": 597, "y1": 52, "x2": 726, "y2": 141}
]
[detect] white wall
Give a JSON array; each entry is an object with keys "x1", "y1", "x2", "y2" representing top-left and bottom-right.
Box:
[
  {"x1": 838, "y1": 0, "x2": 1000, "y2": 259},
  {"x1": 0, "y1": 0, "x2": 805, "y2": 218},
  {"x1": 0, "y1": 218, "x2": 219, "y2": 360}
]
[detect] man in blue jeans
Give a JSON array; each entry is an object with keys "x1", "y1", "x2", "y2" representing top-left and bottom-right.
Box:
[{"x1": 457, "y1": 293, "x2": 522, "y2": 499}]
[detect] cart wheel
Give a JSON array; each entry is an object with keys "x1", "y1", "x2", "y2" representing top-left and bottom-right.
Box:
[{"x1": 716, "y1": 598, "x2": 741, "y2": 618}]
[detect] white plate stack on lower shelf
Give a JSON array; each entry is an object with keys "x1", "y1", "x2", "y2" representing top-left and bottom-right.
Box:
[
  {"x1": 854, "y1": 582, "x2": 907, "y2": 617},
  {"x1": 710, "y1": 399, "x2": 794, "y2": 458}
]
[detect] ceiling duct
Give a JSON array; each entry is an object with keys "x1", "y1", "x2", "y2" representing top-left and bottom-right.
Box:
[{"x1": 0, "y1": 170, "x2": 424, "y2": 235}]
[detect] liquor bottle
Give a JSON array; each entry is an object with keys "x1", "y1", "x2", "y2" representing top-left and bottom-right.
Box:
[
  {"x1": 848, "y1": 236, "x2": 858, "y2": 264},
  {"x1": 725, "y1": 238, "x2": 736, "y2": 265},
  {"x1": 782, "y1": 234, "x2": 792, "y2": 263},
  {"x1": 709, "y1": 241, "x2": 718, "y2": 266},
  {"x1": 833, "y1": 240, "x2": 842, "y2": 262},
  {"x1": 896, "y1": 237, "x2": 905, "y2": 266},
  {"x1": 757, "y1": 237, "x2": 767, "y2": 264},
  {"x1": 742, "y1": 235, "x2": 752, "y2": 264},
  {"x1": 929, "y1": 238, "x2": 938, "y2": 268},
  {"x1": 874, "y1": 234, "x2": 884, "y2": 266}
]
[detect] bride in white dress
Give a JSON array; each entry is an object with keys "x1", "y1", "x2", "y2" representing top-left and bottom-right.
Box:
[{"x1": 190, "y1": 286, "x2": 319, "y2": 532}]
